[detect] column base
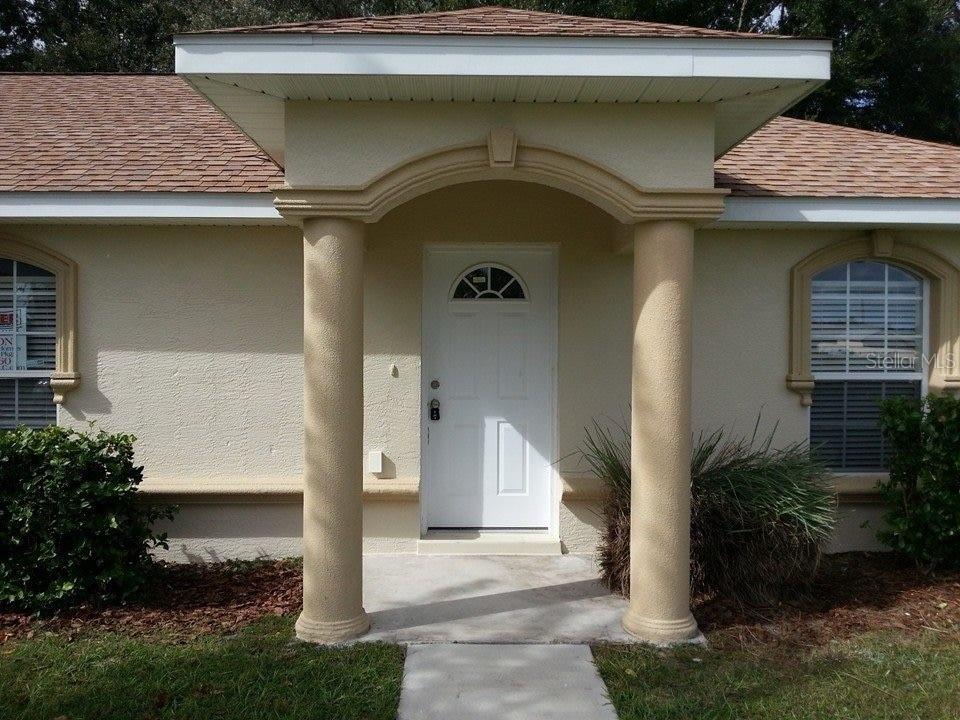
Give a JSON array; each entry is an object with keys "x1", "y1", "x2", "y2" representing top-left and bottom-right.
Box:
[
  {"x1": 622, "y1": 608, "x2": 704, "y2": 647},
  {"x1": 295, "y1": 610, "x2": 370, "y2": 644}
]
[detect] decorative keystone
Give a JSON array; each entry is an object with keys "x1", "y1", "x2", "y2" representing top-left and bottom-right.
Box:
[{"x1": 487, "y1": 128, "x2": 518, "y2": 168}]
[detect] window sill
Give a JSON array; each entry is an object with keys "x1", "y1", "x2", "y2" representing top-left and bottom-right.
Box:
[
  {"x1": 136, "y1": 476, "x2": 419, "y2": 503},
  {"x1": 832, "y1": 472, "x2": 886, "y2": 503}
]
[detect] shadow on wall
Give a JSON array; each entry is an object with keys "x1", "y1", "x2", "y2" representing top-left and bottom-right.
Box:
[
  {"x1": 365, "y1": 180, "x2": 631, "y2": 492},
  {"x1": 152, "y1": 502, "x2": 303, "y2": 563}
]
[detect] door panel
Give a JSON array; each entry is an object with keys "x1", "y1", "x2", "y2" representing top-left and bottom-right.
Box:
[
  {"x1": 497, "y1": 314, "x2": 527, "y2": 398},
  {"x1": 422, "y1": 248, "x2": 556, "y2": 530},
  {"x1": 497, "y1": 420, "x2": 527, "y2": 494}
]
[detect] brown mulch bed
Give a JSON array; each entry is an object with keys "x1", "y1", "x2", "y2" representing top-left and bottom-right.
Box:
[
  {"x1": 695, "y1": 552, "x2": 960, "y2": 648},
  {"x1": 2, "y1": 552, "x2": 958, "y2": 647},
  {"x1": 0, "y1": 559, "x2": 303, "y2": 644}
]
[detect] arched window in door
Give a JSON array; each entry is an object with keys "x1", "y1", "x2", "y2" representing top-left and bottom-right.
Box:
[{"x1": 450, "y1": 264, "x2": 527, "y2": 301}]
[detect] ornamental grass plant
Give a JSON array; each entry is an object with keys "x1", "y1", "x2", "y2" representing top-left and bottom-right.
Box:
[{"x1": 581, "y1": 417, "x2": 836, "y2": 604}]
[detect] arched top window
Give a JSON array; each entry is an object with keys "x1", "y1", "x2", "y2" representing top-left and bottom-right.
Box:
[
  {"x1": 811, "y1": 260, "x2": 925, "y2": 375},
  {"x1": 788, "y1": 236, "x2": 960, "y2": 401},
  {"x1": 789, "y1": 237, "x2": 960, "y2": 472},
  {"x1": 450, "y1": 264, "x2": 527, "y2": 301},
  {"x1": 0, "y1": 259, "x2": 58, "y2": 428},
  {"x1": 809, "y1": 259, "x2": 927, "y2": 472},
  {"x1": 0, "y1": 234, "x2": 80, "y2": 427}
]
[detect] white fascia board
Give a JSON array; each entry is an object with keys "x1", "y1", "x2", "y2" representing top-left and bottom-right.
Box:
[
  {"x1": 174, "y1": 33, "x2": 831, "y2": 81},
  {"x1": 0, "y1": 192, "x2": 283, "y2": 224},
  {"x1": 717, "y1": 197, "x2": 960, "y2": 228}
]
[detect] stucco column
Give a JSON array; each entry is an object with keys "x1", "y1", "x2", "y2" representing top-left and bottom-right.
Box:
[
  {"x1": 623, "y1": 219, "x2": 699, "y2": 645},
  {"x1": 296, "y1": 217, "x2": 370, "y2": 643}
]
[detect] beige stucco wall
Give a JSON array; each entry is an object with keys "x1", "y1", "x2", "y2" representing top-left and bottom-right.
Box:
[
  {"x1": 693, "y1": 228, "x2": 960, "y2": 438},
  {"x1": 692, "y1": 228, "x2": 960, "y2": 552},
  {"x1": 4, "y1": 223, "x2": 304, "y2": 480},
  {"x1": 364, "y1": 181, "x2": 625, "y2": 489},
  {"x1": 284, "y1": 101, "x2": 716, "y2": 190},
  {"x1": 7, "y1": 214, "x2": 960, "y2": 560}
]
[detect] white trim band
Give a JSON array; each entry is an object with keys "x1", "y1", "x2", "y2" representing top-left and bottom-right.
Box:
[
  {"x1": 175, "y1": 33, "x2": 831, "y2": 80},
  {"x1": 0, "y1": 192, "x2": 283, "y2": 224},
  {"x1": 5, "y1": 192, "x2": 960, "y2": 229},
  {"x1": 717, "y1": 196, "x2": 960, "y2": 228}
]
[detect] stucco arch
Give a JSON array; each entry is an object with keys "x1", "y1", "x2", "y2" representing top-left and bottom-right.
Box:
[
  {"x1": 0, "y1": 232, "x2": 80, "y2": 403},
  {"x1": 274, "y1": 129, "x2": 727, "y2": 225},
  {"x1": 787, "y1": 232, "x2": 960, "y2": 405}
]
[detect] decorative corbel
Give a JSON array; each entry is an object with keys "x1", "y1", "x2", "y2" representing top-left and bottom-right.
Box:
[{"x1": 49, "y1": 372, "x2": 81, "y2": 405}]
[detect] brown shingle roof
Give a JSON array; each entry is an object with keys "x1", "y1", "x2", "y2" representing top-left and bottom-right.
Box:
[
  {"x1": 715, "y1": 116, "x2": 960, "y2": 198},
  {"x1": 0, "y1": 74, "x2": 282, "y2": 193},
  {"x1": 2, "y1": 74, "x2": 959, "y2": 201},
  {"x1": 194, "y1": 6, "x2": 785, "y2": 39}
]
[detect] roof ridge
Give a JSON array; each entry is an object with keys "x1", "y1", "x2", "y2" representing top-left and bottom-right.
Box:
[{"x1": 188, "y1": 6, "x2": 786, "y2": 39}]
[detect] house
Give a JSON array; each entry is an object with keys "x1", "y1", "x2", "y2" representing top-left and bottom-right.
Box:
[{"x1": 2, "y1": 6, "x2": 959, "y2": 644}]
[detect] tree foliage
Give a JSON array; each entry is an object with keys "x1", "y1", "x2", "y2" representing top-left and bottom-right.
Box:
[{"x1": 2, "y1": 0, "x2": 959, "y2": 143}]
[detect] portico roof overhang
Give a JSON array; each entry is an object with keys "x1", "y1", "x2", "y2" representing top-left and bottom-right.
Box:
[{"x1": 174, "y1": 32, "x2": 831, "y2": 167}]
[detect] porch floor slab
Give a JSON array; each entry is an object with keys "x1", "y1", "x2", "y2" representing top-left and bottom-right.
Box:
[{"x1": 360, "y1": 554, "x2": 633, "y2": 644}]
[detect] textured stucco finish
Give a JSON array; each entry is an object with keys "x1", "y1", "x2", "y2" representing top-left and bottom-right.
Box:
[
  {"x1": 7, "y1": 218, "x2": 960, "y2": 560},
  {"x1": 693, "y1": 228, "x2": 960, "y2": 441},
  {"x1": 3, "y1": 223, "x2": 304, "y2": 480},
  {"x1": 624, "y1": 220, "x2": 700, "y2": 644},
  {"x1": 285, "y1": 101, "x2": 716, "y2": 190},
  {"x1": 363, "y1": 182, "x2": 625, "y2": 496},
  {"x1": 297, "y1": 217, "x2": 370, "y2": 642}
]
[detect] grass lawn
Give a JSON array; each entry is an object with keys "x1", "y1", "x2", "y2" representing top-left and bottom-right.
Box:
[
  {"x1": 1, "y1": 555, "x2": 955, "y2": 719},
  {"x1": 594, "y1": 632, "x2": 960, "y2": 720},
  {"x1": 0, "y1": 615, "x2": 404, "y2": 720}
]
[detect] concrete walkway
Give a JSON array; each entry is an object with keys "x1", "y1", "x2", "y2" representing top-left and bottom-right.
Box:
[
  {"x1": 361, "y1": 554, "x2": 632, "y2": 644},
  {"x1": 397, "y1": 644, "x2": 619, "y2": 720}
]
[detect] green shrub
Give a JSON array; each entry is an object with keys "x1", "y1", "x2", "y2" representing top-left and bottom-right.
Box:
[
  {"x1": 581, "y1": 418, "x2": 836, "y2": 605},
  {"x1": 879, "y1": 394, "x2": 960, "y2": 572},
  {"x1": 0, "y1": 426, "x2": 175, "y2": 612}
]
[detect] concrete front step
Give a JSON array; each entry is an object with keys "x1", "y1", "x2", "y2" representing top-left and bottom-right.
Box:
[{"x1": 417, "y1": 530, "x2": 561, "y2": 555}]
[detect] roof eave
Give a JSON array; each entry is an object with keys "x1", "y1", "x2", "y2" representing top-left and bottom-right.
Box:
[
  {"x1": 174, "y1": 32, "x2": 832, "y2": 79},
  {"x1": 175, "y1": 32, "x2": 830, "y2": 167},
  {"x1": 715, "y1": 196, "x2": 960, "y2": 229},
  {"x1": 5, "y1": 192, "x2": 960, "y2": 230},
  {"x1": 0, "y1": 191, "x2": 284, "y2": 225}
]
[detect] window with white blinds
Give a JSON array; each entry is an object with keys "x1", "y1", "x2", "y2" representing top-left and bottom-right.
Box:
[
  {"x1": 810, "y1": 260, "x2": 926, "y2": 471},
  {"x1": 0, "y1": 259, "x2": 57, "y2": 429}
]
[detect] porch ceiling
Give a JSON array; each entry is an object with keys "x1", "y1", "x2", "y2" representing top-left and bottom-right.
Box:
[{"x1": 175, "y1": 33, "x2": 830, "y2": 167}]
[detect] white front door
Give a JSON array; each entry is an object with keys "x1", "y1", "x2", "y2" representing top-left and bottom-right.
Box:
[{"x1": 422, "y1": 246, "x2": 557, "y2": 530}]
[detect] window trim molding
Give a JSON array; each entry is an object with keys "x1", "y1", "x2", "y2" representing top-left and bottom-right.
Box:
[
  {"x1": 0, "y1": 233, "x2": 79, "y2": 404},
  {"x1": 788, "y1": 232, "x2": 960, "y2": 405}
]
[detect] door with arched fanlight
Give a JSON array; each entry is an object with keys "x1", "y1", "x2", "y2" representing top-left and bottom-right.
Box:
[{"x1": 421, "y1": 246, "x2": 557, "y2": 530}]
